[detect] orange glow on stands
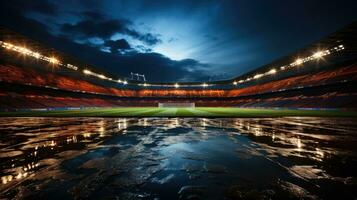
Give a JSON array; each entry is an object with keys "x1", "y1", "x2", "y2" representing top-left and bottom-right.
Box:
[{"x1": 1, "y1": 63, "x2": 357, "y2": 99}]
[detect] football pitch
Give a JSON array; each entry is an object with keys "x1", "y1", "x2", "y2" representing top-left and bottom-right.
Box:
[{"x1": 1, "y1": 107, "x2": 357, "y2": 117}]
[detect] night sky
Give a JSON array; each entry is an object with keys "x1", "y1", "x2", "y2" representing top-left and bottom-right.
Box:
[{"x1": 1, "y1": 0, "x2": 357, "y2": 82}]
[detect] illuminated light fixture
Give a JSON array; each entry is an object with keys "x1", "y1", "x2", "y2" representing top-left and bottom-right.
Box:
[
  {"x1": 19, "y1": 47, "x2": 30, "y2": 54},
  {"x1": 66, "y1": 64, "x2": 78, "y2": 70},
  {"x1": 268, "y1": 68, "x2": 277, "y2": 74},
  {"x1": 295, "y1": 58, "x2": 303, "y2": 65},
  {"x1": 339, "y1": 44, "x2": 343, "y2": 48},
  {"x1": 123, "y1": 80, "x2": 128, "y2": 85},
  {"x1": 202, "y1": 83, "x2": 208, "y2": 87},
  {"x1": 238, "y1": 80, "x2": 244, "y2": 83},
  {"x1": 83, "y1": 69, "x2": 92, "y2": 75},
  {"x1": 33, "y1": 52, "x2": 41, "y2": 59},
  {"x1": 117, "y1": 79, "x2": 122, "y2": 83},
  {"x1": 174, "y1": 83, "x2": 180, "y2": 88},
  {"x1": 313, "y1": 51, "x2": 323, "y2": 58},
  {"x1": 98, "y1": 74, "x2": 106, "y2": 79},
  {"x1": 280, "y1": 66, "x2": 286, "y2": 70},
  {"x1": 233, "y1": 81, "x2": 238, "y2": 85},
  {"x1": 143, "y1": 83, "x2": 148, "y2": 87},
  {"x1": 253, "y1": 74, "x2": 263, "y2": 79},
  {"x1": 49, "y1": 57, "x2": 59, "y2": 64}
]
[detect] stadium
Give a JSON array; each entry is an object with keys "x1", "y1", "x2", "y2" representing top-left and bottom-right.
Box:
[
  {"x1": 1, "y1": 1, "x2": 357, "y2": 199},
  {"x1": 0, "y1": 23, "x2": 356, "y2": 117}
]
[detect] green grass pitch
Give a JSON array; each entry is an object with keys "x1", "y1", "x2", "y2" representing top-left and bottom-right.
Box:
[{"x1": 0, "y1": 107, "x2": 357, "y2": 117}]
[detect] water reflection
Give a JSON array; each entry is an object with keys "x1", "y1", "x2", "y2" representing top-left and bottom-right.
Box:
[{"x1": 0, "y1": 117, "x2": 357, "y2": 199}]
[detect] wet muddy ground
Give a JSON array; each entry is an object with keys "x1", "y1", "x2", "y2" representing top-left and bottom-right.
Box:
[{"x1": 0, "y1": 117, "x2": 357, "y2": 199}]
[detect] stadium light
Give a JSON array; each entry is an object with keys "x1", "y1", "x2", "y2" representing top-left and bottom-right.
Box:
[
  {"x1": 117, "y1": 79, "x2": 122, "y2": 83},
  {"x1": 175, "y1": 83, "x2": 180, "y2": 88},
  {"x1": 254, "y1": 74, "x2": 263, "y2": 79},
  {"x1": 143, "y1": 83, "x2": 148, "y2": 87},
  {"x1": 83, "y1": 69, "x2": 92, "y2": 75},
  {"x1": 98, "y1": 74, "x2": 106, "y2": 79},
  {"x1": 268, "y1": 68, "x2": 277, "y2": 74},
  {"x1": 123, "y1": 80, "x2": 128, "y2": 85},
  {"x1": 313, "y1": 51, "x2": 323, "y2": 59},
  {"x1": 202, "y1": 83, "x2": 208, "y2": 87},
  {"x1": 49, "y1": 57, "x2": 59, "y2": 64},
  {"x1": 19, "y1": 47, "x2": 30, "y2": 54},
  {"x1": 233, "y1": 81, "x2": 237, "y2": 85},
  {"x1": 33, "y1": 52, "x2": 41, "y2": 59},
  {"x1": 295, "y1": 58, "x2": 303, "y2": 65}
]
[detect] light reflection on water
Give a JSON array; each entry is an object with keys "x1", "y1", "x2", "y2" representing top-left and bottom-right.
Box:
[{"x1": 0, "y1": 117, "x2": 357, "y2": 199}]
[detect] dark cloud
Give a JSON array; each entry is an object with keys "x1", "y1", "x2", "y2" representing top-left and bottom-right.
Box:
[
  {"x1": 60, "y1": 10, "x2": 162, "y2": 46},
  {"x1": 61, "y1": 19, "x2": 130, "y2": 39},
  {"x1": 135, "y1": 45, "x2": 152, "y2": 53},
  {"x1": 81, "y1": 10, "x2": 107, "y2": 21},
  {"x1": 104, "y1": 39, "x2": 132, "y2": 53},
  {"x1": 3, "y1": 0, "x2": 58, "y2": 16},
  {"x1": 139, "y1": 33, "x2": 162, "y2": 46},
  {"x1": 0, "y1": 2, "x2": 209, "y2": 82}
]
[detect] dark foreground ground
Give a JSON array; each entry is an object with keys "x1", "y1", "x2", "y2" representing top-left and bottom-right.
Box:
[
  {"x1": 1, "y1": 107, "x2": 357, "y2": 117},
  {"x1": 1, "y1": 117, "x2": 357, "y2": 199}
]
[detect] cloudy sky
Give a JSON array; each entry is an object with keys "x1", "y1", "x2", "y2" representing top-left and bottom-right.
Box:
[{"x1": 1, "y1": 0, "x2": 357, "y2": 82}]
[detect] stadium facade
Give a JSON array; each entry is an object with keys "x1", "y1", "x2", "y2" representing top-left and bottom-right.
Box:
[{"x1": 0, "y1": 22, "x2": 356, "y2": 111}]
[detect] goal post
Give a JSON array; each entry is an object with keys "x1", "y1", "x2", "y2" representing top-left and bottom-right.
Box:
[{"x1": 158, "y1": 102, "x2": 195, "y2": 108}]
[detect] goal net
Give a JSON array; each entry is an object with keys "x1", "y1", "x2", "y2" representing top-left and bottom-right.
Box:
[{"x1": 158, "y1": 102, "x2": 195, "y2": 108}]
